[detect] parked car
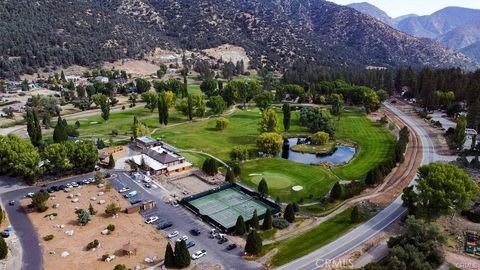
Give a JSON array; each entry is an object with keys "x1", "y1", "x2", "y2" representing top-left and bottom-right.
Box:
[
  {"x1": 1, "y1": 231, "x2": 9, "y2": 238},
  {"x1": 145, "y1": 216, "x2": 159, "y2": 224},
  {"x1": 191, "y1": 250, "x2": 207, "y2": 260},
  {"x1": 167, "y1": 231, "x2": 179, "y2": 238},
  {"x1": 119, "y1": 187, "x2": 130, "y2": 193},
  {"x1": 26, "y1": 192, "x2": 34, "y2": 198},
  {"x1": 71, "y1": 182, "x2": 79, "y2": 187},
  {"x1": 157, "y1": 222, "x2": 173, "y2": 230},
  {"x1": 51, "y1": 186, "x2": 59, "y2": 191},
  {"x1": 129, "y1": 199, "x2": 142, "y2": 205},
  {"x1": 58, "y1": 185, "x2": 66, "y2": 191},
  {"x1": 190, "y1": 229, "x2": 201, "y2": 236},
  {"x1": 226, "y1": 243, "x2": 237, "y2": 250},
  {"x1": 144, "y1": 183, "x2": 152, "y2": 188},
  {"x1": 47, "y1": 187, "x2": 54, "y2": 193},
  {"x1": 8, "y1": 200, "x2": 15, "y2": 206},
  {"x1": 124, "y1": 191, "x2": 138, "y2": 198},
  {"x1": 217, "y1": 238, "x2": 228, "y2": 244},
  {"x1": 186, "y1": 241, "x2": 196, "y2": 248},
  {"x1": 176, "y1": 235, "x2": 188, "y2": 242}
]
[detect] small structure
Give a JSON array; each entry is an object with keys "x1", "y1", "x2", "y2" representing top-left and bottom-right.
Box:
[
  {"x1": 94, "y1": 76, "x2": 109, "y2": 83},
  {"x1": 131, "y1": 145, "x2": 192, "y2": 175},
  {"x1": 135, "y1": 136, "x2": 158, "y2": 150},
  {"x1": 121, "y1": 242, "x2": 137, "y2": 257}
]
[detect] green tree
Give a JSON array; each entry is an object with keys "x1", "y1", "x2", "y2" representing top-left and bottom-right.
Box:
[
  {"x1": 363, "y1": 89, "x2": 380, "y2": 114},
  {"x1": 53, "y1": 116, "x2": 68, "y2": 143},
  {"x1": 77, "y1": 209, "x2": 91, "y2": 225},
  {"x1": 216, "y1": 117, "x2": 229, "y2": 130},
  {"x1": 256, "y1": 132, "x2": 283, "y2": 156},
  {"x1": 164, "y1": 242, "x2": 175, "y2": 268},
  {"x1": 202, "y1": 158, "x2": 218, "y2": 176},
  {"x1": 91, "y1": 93, "x2": 110, "y2": 120},
  {"x1": 402, "y1": 163, "x2": 478, "y2": 218},
  {"x1": 208, "y1": 95, "x2": 227, "y2": 114},
  {"x1": 225, "y1": 169, "x2": 235, "y2": 183},
  {"x1": 157, "y1": 93, "x2": 169, "y2": 125},
  {"x1": 108, "y1": 154, "x2": 115, "y2": 169},
  {"x1": 235, "y1": 215, "x2": 247, "y2": 235},
  {"x1": 64, "y1": 141, "x2": 99, "y2": 173},
  {"x1": 135, "y1": 78, "x2": 151, "y2": 94},
  {"x1": 141, "y1": 91, "x2": 158, "y2": 112},
  {"x1": 311, "y1": 131, "x2": 330, "y2": 145},
  {"x1": 350, "y1": 205, "x2": 361, "y2": 223},
  {"x1": 259, "y1": 108, "x2": 279, "y2": 133},
  {"x1": 330, "y1": 93, "x2": 344, "y2": 116},
  {"x1": 105, "y1": 203, "x2": 121, "y2": 216},
  {"x1": 258, "y1": 178, "x2": 268, "y2": 196},
  {"x1": 453, "y1": 115, "x2": 467, "y2": 149},
  {"x1": 299, "y1": 107, "x2": 335, "y2": 136},
  {"x1": 0, "y1": 206, "x2": 4, "y2": 225},
  {"x1": 174, "y1": 240, "x2": 191, "y2": 268},
  {"x1": 200, "y1": 78, "x2": 218, "y2": 97},
  {"x1": 156, "y1": 64, "x2": 167, "y2": 79},
  {"x1": 113, "y1": 265, "x2": 127, "y2": 270},
  {"x1": 330, "y1": 182, "x2": 343, "y2": 200},
  {"x1": 245, "y1": 230, "x2": 263, "y2": 255},
  {"x1": 0, "y1": 237, "x2": 7, "y2": 259},
  {"x1": 88, "y1": 203, "x2": 97, "y2": 215},
  {"x1": 262, "y1": 208, "x2": 273, "y2": 230},
  {"x1": 284, "y1": 204, "x2": 295, "y2": 223},
  {"x1": 282, "y1": 103, "x2": 291, "y2": 131},
  {"x1": 32, "y1": 191, "x2": 50, "y2": 212},
  {"x1": 254, "y1": 92, "x2": 273, "y2": 112},
  {"x1": 251, "y1": 209, "x2": 260, "y2": 230},
  {"x1": 26, "y1": 108, "x2": 42, "y2": 146},
  {"x1": 42, "y1": 143, "x2": 72, "y2": 174}
]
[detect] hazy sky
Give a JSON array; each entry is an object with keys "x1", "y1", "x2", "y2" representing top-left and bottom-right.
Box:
[{"x1": 328, "y1": 0, "x2": 480, "y2": 18}]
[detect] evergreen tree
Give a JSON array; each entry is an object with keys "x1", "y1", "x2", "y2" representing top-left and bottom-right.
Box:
[
  {"x1": 330, "y1": 182, "x2": 343, "y2": 200},
  {"x1": 202, "y1": 158, "x2": 218, "y2": 176},
  {"x1": 453, "y1": 115, "x2": 467, "y2": 149},
  {"x1": 0, "y1": 206, "x2": 3, "y2": 225},
  {"x1": 132, "y1": 116, "x2": 139, "y2": 138},
  {"x1": 235, "y1": 215, "x2": 247, "y2": 235},
  {"x1": 244, "y1": 230, "x2": 263, "y2": 255},
  {"x1": 164, "y1": 242, "x2": 175, "y2": 268},
  {"x1": 26, "y1": 108, "x2": 42, "y2": 146},
  {"x1": 53, "y1": 116, "x2": 68, "y2": 143},
  {"x1": 262, "y1": 208, "x2": 273, "y2": 230},
  {"x1": 471, "y1": 134, "x2": 477, "y2": 151},
  {"x1": 251, "y1": 209, "x2": 259, "y2": 230},
  {"x1": 108, "y1": 154, "x2": 115, "y2": 169},
  {"x1": 174, "y1": 240, "x2": 191, "y2": 268},
  {"x1": 282, "y1": 102, "x2": 291, "y2": 131},
  {"x1": 350, "y1": 205, "x2": 361, "y2": 223},
  {"x1": 225, "y1": 169, "x2": 235, "y2": 183},
  {"x1": 0, "y1": 237, "x2": 7, "y2": 259},
  {"x1": 88, "y1": 203, "x2": 97, "y2": 215},
  {"x1": 157, "y1": 93, "x2": 169, "y2": 125},
  {"x1": 284, "y1": 204, "x2": 295, "y2": 223},
  {"x1": 258, "y1": 178, "x2": 268, "y2": 196},
  {"x1": 187, "y1": 94, "x2": 193, "y2": 121}
]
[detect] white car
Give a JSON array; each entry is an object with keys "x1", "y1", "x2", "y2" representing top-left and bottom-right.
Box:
[
  {"x1": 26, "y1": 192, "x2": 35, "y2": 198},
  {"x1": 167, "y1": 231, "x2": 179, "y2": 238},
  {"x1": 176, "y1": 235, "x2": 188, "y2": 242},
  {"x1": 191, "y1": 249, "x2": 207, "y2": 260},
  {"x1": 119, "y1": 187, "x2": 130, "y2": 193},
  {"x1": 145, "y1": 216, "x2": 159, "y2": 224}
]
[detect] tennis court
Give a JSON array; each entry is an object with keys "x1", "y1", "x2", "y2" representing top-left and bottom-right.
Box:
[{"x1": 188, "y1": 187, "x2": 271, "y2": 229}]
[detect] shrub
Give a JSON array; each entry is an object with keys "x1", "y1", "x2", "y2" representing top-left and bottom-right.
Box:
[
  {"x1": 216, "y1": 117, "x2": 229, "y2": 130},
  {"x1": 272, "y1": 219, "x2": 289, "y2": 229},
  {"x1": 111, "y1": 129, "x2": 119, "y2": 136},
  {"x1": 256, "y1": 132, "x2": 283, "y2": 156},
  {"x1": 230, "y1": 146, "x2": 250, "y2": 161},
  {"x1": 86, "y1": 239, "x2": 99, "y2": 250},
  {"x1": 107, "y1": 224, "x2": 115, "y2": 232},
  {"x1": 105, "y1": 203, "x2": 121, "y2": 216},
  {"x1": 0, "y1": 237, "x2": 7, "y2": 259},
  {"x1": 32, "y1": 191, "x2": 50, "y2": 212},
  {"x1": 310, "y1": 131, "x2": 330, "y2": 145},
  {"x1": 102, "y1": 254, "x2": 110, "y2": 261},
  {"x1": 43, "y1": 235, "x2": 54, "y2": 241}
]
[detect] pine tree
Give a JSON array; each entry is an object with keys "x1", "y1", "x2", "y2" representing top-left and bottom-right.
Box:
[
  {"x1": 88, "y1": 203, "x2": 97, "y2": 215},
  {"x1": 350, "y1": 205, "x2": 361, "y2": 223},
  {"x1": 53, "y1": 116, "x2": 68, "y2": 143},
  {"x1": 262, "y1": 208, "x2": 272, "y2": 230},
  {"x1": 235, "y1": 215, "x2": 247, "y2": 235},
  {"x1": 174, "y1": 240, "x2": 190, "y2": 268},
  {"x1": 0, "y1": 206, "x2": 3, "y2": 225},
  {"x1": 108, "y1": 154, "x2": 115, "y2": 169},
  {"x1": 225, "y1": 169, "x2": 235, "y2": 183},
  {"x1": 330, "y1": 182, "x2": 343, "y2": 200},
  {"x1": 251, "y1": 209, "x2": 259, "y2": 230},
  {"x1": 132, "y1": 116, "x2": 139, "y2": 138},
  {"x1": 187, "y1": 94, "x2": 193, "y2": 121},
  {"x1": 282, "y1": 102, "x2": 291, "y2": 131},
  {"x1": 164, "y1": 242, "x2": 175, "y2": 268},
  {"x1": 157, "y1": 94, "x2": 169, "y2": 125},
  {"x1": 284, "y1": 204, "x2": 295, "y2": 223},
  {"x1": 0, "y1": 237, "x2": 7, "y2": 259},
  {"x1": 245, "y1": 230, "x2": 262, "y2": 255},
  {"x1": 258, "y1": 178, "x2": 268, "y2": 197}
]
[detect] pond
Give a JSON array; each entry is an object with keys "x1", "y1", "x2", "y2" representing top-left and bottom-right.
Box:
[{"x1": 280, "y1": 138, "x2": 356, "y2": 165}]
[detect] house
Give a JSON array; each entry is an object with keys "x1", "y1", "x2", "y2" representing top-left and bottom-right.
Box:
[
  {"x1": 131, "y1": 146, "x2": 191, "y2": 175},
  {"x1": 135, "y1": 136, "x2": 158, "y2": 150},
  {"x1": 94, "y1": 76, "x2": 109, "y2": 83}
]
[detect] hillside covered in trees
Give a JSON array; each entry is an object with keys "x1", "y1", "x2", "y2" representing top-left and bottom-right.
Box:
[{"x1": 0, "y1": 0, "x2": 477, "y2": 79}]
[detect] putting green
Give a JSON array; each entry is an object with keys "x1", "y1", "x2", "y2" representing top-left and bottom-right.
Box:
[{"x1": 249, "y1": 173, "x2": 294, "y2": 189}]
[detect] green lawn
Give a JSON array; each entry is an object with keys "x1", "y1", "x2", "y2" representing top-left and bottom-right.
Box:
[
  {"x1": 240, "y1": 158, "x2": 338, "y2": 203},
  {"x1": 178, "y1": 152, "x2": 208, "y2": 167},
  {"x1": 263, "y1": 207, "x2": 357, "y2": 266},
  {"x1": 332, "y1": 108, "x2": 395, "y2": 180},
  {"x1": 187, "y1": 84, "x2": 203, "y2": 96}
]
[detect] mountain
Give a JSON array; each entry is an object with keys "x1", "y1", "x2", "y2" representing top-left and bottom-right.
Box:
[
  {"x1": 461, "y1": 42, "x2": 480, "y2": 63},
  {"x1": 0, "y1": 0, "x2": 476, "y2": 79},
  {"x1": 394, "y1": 14, "x2": 419, "y2": 23},
  {"x1": 438, "y1": 20, "x2": 480, "y2": 49},
  {"x1": 347, "y1": 2, "x2": 394, "y2": 26},
  {"x1": 396, "y1": 7, "x2": 480, "y2": 39}
]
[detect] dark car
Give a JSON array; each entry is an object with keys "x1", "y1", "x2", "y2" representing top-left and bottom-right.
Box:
[
  {"x1": 186, "y1": 241, "x2": 196, "y2": 248},
  {"x1": 1, "y1": 231, "x2": 9, "y2": 238},
  {"x1": 47, "y1": 187, "x2": 55, "y2": 193},
  {"x1": 51, "y1": 186, "x2": 59, "y2": 191},
  {"x1": 226, "y1": 243, "x2": 237, "y2": 250},
  {"x1": 157, "y1": 222, "x2": 173, "y2": 230},
  {"x1": 130, "y1": 199, "x2": 142, "y2": 205},
  {"x1": 217, "y1": 238, "x2": 228, "y2": 244},
  {"x1": 58, "y1": 185, "x2": 66, "y2": 191},
  {"x1": 8, "y1": 200, "x2": 14, "y2": 206},
  {"x1": 190, "y1": 229, "x2": 201, "y2": 236}
]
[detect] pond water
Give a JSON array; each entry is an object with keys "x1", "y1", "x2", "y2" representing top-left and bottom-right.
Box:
[{"x1": 280, "y1": 138, "x2": 356, "y2": 165}]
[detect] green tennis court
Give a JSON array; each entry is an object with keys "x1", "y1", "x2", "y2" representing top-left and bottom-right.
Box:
[{"x1": 188, "y1": 187, "x2": 270, "y2": 229}]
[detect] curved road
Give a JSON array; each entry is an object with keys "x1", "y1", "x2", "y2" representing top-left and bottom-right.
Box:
[{"x1": 278, "y1": 102, "x2": 437, "y2": 270}]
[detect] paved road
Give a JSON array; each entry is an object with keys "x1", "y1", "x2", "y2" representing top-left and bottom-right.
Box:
[{"x1": 277, "y1": 102, "x2": 437, "y2": 270}]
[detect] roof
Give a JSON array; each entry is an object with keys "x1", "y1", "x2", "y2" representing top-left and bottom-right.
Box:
[
  {"x1": 136, "y1": 136, "x2": 157, "y2": 145},
  {"x1": 144, "y1": 147, "x2": 181, "y2": 164},
  {"x1": 132, "y1": 154, "x2": 166, "y2": 171}
]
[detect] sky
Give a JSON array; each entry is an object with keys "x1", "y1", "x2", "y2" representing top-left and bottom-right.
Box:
[{"x1": 328, "y1": 0, "x2": 480, "y2": 18}]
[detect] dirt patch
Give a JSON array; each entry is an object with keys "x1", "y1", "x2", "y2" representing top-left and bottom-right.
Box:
[
  {"x1": 203, "y1": 44, "x2": 250, "y2": 68},
  {"x1": 20, "y1": 65, "x2": 89, "y2": 81},
  {"x1": 159, "y1": 173, "x2": 215, "y2": 198},
  {"x1": 102, "y1": 59, "x2": 159, "y2": 77},
  {"x1": 23, "y1": 184, "x2": 167, "y2": 270}
]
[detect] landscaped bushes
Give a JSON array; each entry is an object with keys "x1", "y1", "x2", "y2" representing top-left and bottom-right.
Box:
[
  {"x1": 272, "y1": 219, "x2": 289, "y2": 229},
  {"x1": 86, "y1": 239, "x2": 99, "y2": 250},
  {"x1": 43, "y1": 235, "x2": 54, "y2": 241}
]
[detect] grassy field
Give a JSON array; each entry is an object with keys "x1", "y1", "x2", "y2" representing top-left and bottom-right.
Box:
[
  {"x1": 332, "y1": 108, "x2": 395, "y2": 180},
  {"x1": 290, "y1": 142, "x2": 336, "y2": 154},
  {"x1": 187, "y1": 84, "x2": 203, "y2": 96},
  {"x1": 240, "y1": 158, "x2": 338, "y2": 203},
  {"x1": 263, "y1": 207, "x2": 357, "y2": 266},
  {"x1": 178, "y1": 152, "x2": 208, "y2": 167}
]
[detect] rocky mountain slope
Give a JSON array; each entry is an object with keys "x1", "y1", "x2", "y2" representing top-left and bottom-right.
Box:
[
  {"x1": 346, "y1": 2, "x2": 394, "y2": 26},
  {"x1": 0, "y1": 0, "x2": 476, "y2": 78}
]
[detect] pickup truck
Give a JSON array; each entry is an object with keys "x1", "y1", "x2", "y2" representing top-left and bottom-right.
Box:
[{"x1": 124, "y1": 190, "x2": 138, "y2": 198}]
